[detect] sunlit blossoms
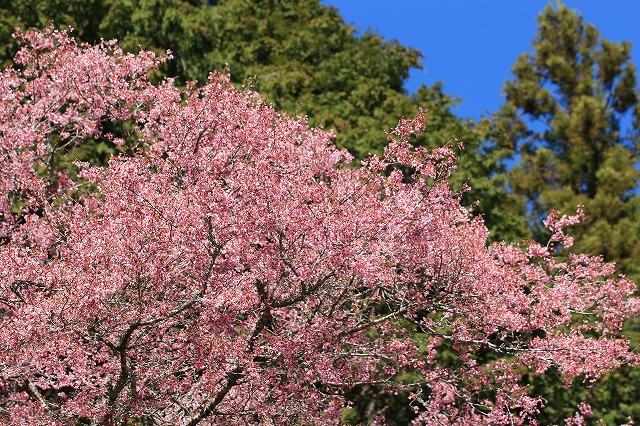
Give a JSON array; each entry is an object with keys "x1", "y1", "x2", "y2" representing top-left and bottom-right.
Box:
[{"x1": 0, "y1": 28, "x2": 638, "y2": 425}]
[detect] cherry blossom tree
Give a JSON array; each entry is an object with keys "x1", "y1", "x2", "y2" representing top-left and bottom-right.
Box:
[{"x1": 0, "y1": 28, "x2": 638, "y2": 425}]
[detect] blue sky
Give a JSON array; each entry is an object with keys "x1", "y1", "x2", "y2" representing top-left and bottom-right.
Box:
[{"x1": 321, "y1": 1, "x2": 640, "y2": 121}]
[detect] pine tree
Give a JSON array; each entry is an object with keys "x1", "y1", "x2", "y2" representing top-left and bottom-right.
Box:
[
  {"x1": 497, "y1": 1, "x2": 640, "y2": 277},
  {"x1": 495, "y1": 3, "x2": 640, "y2": 423}
]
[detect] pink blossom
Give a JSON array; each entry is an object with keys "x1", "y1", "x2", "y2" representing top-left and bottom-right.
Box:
[{"x1": 0, "y1": 28, "x2": 637, "y2": 425}]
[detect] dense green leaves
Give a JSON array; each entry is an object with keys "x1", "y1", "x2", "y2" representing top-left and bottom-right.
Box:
[
  {"x1": 0, "y1": 1, "x2": 414, "y2": 150},
  {"x1": 0, "y1": 0, "x2": 513, "y2": 231},
  {"x1": 498, "y1": 2, "x2": 640, "y2": 277},
  {"x1": 495, "y1": 3, "x2": 640, "y2": 423}
]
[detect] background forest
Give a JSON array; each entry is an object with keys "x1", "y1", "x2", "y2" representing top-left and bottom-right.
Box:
[{"x1": 1, "y1": 0, "x2": 638, "y2": 423}]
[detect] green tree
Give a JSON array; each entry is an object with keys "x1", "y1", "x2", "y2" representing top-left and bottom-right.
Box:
[
  {"x1": 495, "y1": 3, "x2": 640, "y2": 423},
  {"x1": 0, "y1": 0, "x2": 518, "y2": 230},
  {"x1": 0, "y1": 0, "x2": 422, "y2": 156},
  {"x1": 497, "y1": 1, "x2": 640, "y2": 277}
]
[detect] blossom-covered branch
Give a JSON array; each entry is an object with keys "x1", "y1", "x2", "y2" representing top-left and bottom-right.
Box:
[{"x1": 0, "y1": 28, "x2": 638, "y2": 425}]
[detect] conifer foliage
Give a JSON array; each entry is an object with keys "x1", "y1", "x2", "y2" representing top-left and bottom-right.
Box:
[
  {"x1": 498, "y1": 3, "x2": 640, "y2": 277},
  {"x1": 1, "y1": 28, "x2": 639, "y2": 425}
]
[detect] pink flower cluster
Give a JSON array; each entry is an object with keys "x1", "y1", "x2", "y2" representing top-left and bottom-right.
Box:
[{"x1": 0, "y1": 28, "x2": 637, "y2": 425}]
